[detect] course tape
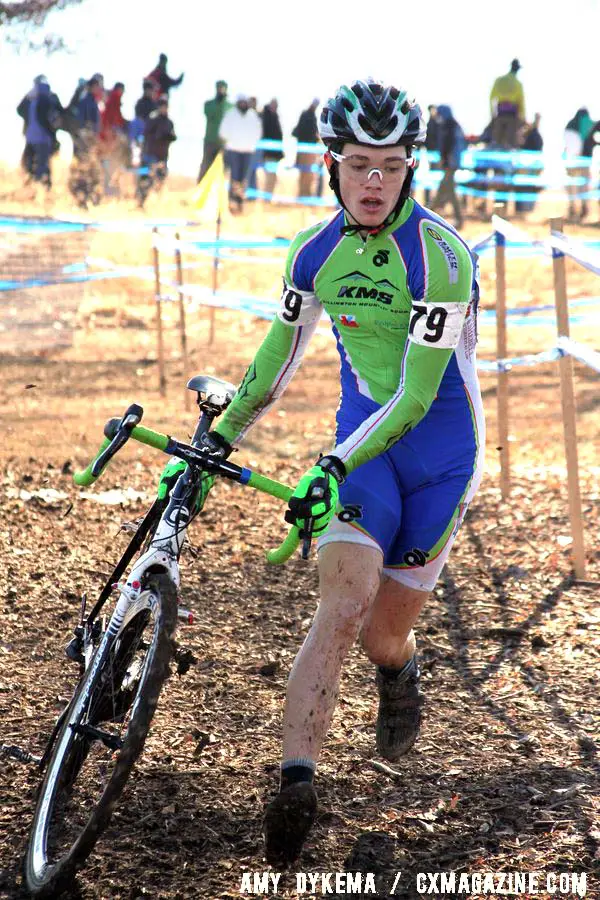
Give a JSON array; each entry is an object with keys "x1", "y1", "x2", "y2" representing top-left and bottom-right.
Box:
[
  {"x1": 476, "y1": 347, "x2": 563, "y2": 372},
  {"x1": 558, "y1": 336, "x2": 600, "y2": 373},
  {"x1": 492, "y1": 215, "x2": 600, "y2": 276},
  {"x1": 0, "y1": 216, "x2": 203, "y2": 234}
]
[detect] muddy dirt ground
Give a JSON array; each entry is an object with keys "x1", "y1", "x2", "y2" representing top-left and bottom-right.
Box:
[{"x1": 1, "y1": 299, "x2": 599, "y2": 900}]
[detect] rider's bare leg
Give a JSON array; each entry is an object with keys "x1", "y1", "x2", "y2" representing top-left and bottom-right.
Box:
[
  {"x1": 281, "y1": 542, "x2": 383, "y2": 765},
  {"x1": 359, "y1": 576, "x2": 429, "y2": 666}
]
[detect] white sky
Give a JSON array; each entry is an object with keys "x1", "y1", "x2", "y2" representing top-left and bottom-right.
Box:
[{"x1": 1, "y1": 0, "x2": 598, "y2": 176}]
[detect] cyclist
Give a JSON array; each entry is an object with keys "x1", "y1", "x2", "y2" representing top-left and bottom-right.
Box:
[{"x1": 177, "y1": 78, "x2": 485, "y2": 865}]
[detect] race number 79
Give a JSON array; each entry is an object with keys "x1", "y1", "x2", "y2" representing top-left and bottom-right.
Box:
[{"x1": 409, "y1": 304, "x2": 448, "y2": 343}]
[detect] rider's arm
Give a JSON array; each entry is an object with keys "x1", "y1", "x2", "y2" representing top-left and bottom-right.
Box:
[
  {"x1": 214, "y1": 240, "x2": 323, "y2": 447},
  {"x1": 332, "y1": 227, "x2": 475, "y2": 474}
]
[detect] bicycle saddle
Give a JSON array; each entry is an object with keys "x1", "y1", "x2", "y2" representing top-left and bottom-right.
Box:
[{"x1": 187, "y1": 375, "x2": 237, "y2": 411}]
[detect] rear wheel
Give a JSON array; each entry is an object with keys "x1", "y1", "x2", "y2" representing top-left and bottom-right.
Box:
[{"x1": 24, "y1": 573, "x2": 177, "y2": 897}]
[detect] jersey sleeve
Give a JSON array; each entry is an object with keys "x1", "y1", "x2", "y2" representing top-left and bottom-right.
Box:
[
  {"x1": 214, "y1": 232, "x2": 323, "y2": 447},
  {"x1": 333, "y1": 223, "x2": 474, "y2": 473}
]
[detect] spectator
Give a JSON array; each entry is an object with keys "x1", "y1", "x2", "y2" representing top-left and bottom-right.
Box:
[
  {"x1": 136, "y1": 96, "x2": 177, "y2": 202},
  {"x1": 66, "y1": 78, "x2": 86, "y2": 115},
  {"x1": 292, "y1": 98, "x2": 320, "y2": 199},
  {"x1": 146, "y1": 53, "x2": 184, "y2": 100},
  {"x1": 489, "y1": 58, "x2": 525, "y2": 149},
  {"x1": 515, "y1": 113, "x2": 544, "y2": 214},
  {"x1": 522, "y1": 112, "x2": 543, "y2": 152},
  {"x1": 564, "y1": 108, "x2": 593, "y2": 221},
  {"x1": 143, "y1": 96, "x2": 177, "y2": 167},
  {"x1": 17, "y1": 75, "x2": 45, "y2": 180},
  {"x1": 424, "y1": 104, "x2": 440, "y2": 206},
  {"x1": 431, "y1": 104, "x2": 465, "y2": 229},
  {"x1": 247, "y1": 96, "x2": 262, "y2": 194},
  {"x1": 198, "y1": 80, "x2": 231, "y2": 182},
  {"x1": 583, "y1": 120, "x2": 600, "y2": 222},
  {"x1": 135, "y1": 79, "x2": 158, "y2": 122},
  {"x1": 99, "y1": 82, "x2": 129, "y2": 195},
  {"x1": 76, "y1": 77, "x2": 102, "y2": 134},
  {"x1": 219, "y1": 93, "x2": 262, "y2": 213},
  {"x1": 100, "y1": 83, "x2": 127, "y2": 143},
  {"x1": 261, "y1": 98, "x2": 284, "y2": 199},
  {"x1": 129, "y1": 79, "x2": 157, "y2": 153},
  {"x1": 21, "y1": 75, "x2": 59, "y2": 186}
]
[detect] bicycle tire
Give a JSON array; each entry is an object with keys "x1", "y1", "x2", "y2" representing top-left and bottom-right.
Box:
[{"x1": 24, "y1": 573, "x2": 177, "y2": 898}]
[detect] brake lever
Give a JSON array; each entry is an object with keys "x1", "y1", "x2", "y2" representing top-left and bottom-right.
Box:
[
  {"x1": 91, "y1": 404, "x2": 144, "y2": 477},
  {"x1": 301, "y1": 516, "x2": 314, "y2": 561}
]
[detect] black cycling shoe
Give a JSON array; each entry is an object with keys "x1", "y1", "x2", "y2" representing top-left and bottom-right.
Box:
[
  {"x1": 263, "y1": 782, "x2": 317, "y2": 868},
  {"x1": 376, "y1": 654, "x2": 424, "y2": 761}
]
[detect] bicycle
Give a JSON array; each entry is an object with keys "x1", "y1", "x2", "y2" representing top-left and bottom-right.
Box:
[{"x1": 19, "y1": 374, "x2": 307, "y2": 897}]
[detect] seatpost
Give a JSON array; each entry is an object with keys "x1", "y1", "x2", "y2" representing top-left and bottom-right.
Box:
[{"x1": 191, "y1": 410, "x2": 216, "y2": 446}]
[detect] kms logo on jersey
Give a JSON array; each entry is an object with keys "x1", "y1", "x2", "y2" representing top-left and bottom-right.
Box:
[{"x1": 334, "y1": 271, "x2": 398, "y2": 305}]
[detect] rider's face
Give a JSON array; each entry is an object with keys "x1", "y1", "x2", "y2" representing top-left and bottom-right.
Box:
[{"x1": 337, "y1": 143, "x2": 410, "y2": 227}]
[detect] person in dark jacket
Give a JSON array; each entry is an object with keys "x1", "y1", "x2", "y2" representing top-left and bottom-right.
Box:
[
  {"x1": 17, "y1": 75, "x2": 62, "y2": 182},
  {"x1": 146, "y1": 53, "x2": 184, "y2": 100},
  {"x1": 23, "y1": 77, "x2": 60, "y2": 185},
  {"x1": 515, "y1": 113, "x2": 544, "y2": 213},
  {"x1": 76, "y1": 77, "x2": 102, "y2": 132},
  {"x1": 261, "y1": 98, "x2": 284, "y2": 198},
  {"x1": 135, "y1": 79, "x2": 158, "y2": 122},
  {"x1": 431, "y1": 104, "x2": 465, "y2": 228},
  {"x1": 292, "y1": 98, "x2": 320, "y2": 198},
  {"x1": 424, "y1": 104, "x2": 440, "y2": 206},
  {"x1": 129, "y1": 79, "x2": 157, "y2": 152},
  {"x1": 143, "y1": 96, "x2": 177, "y2": 166}
]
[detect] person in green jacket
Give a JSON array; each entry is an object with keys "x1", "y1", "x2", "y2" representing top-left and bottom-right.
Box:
[
  {"x1": 489, "y1": 59, "x2": 525, "y2": 149},
  {"x1": 198, "y1": 80, "x2": 232, "y2": 182}
]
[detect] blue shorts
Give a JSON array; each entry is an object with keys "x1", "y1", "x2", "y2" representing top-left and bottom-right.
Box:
[{"x1": 317, "y1": 387, "x2": 485, "y2": 591}]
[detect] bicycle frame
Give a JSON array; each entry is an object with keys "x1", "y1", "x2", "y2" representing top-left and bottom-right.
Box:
[{"x1": 68, "y1": 377, "x2": 302, "y2": 668}]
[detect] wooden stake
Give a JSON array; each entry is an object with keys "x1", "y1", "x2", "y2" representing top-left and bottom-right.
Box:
[
  {"x1": 174, "y1": 232, "x2": 190, "y2": 411},
  {"x1": 152, "y1": 227, "x2": 166, "y2": 396},
  {"x1": 550, "y1": 217, "x2": 586, "y2": 579},
  {"x1": 495, "y1": 231, "x2": 510, "y2": 498}
]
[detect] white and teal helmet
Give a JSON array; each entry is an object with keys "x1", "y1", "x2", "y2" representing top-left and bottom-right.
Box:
[{"x1": 319, "y1": 78, "x2": 426, "y2": 147}]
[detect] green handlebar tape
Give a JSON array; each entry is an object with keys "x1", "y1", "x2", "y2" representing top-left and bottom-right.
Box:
[
  {"x1": 130, "y1": 425, "x2": 170, "y2": 451},
  {"x1": 73, "y1": 437, "x2": 112, "y2": 486},
  {"x1": 246, "y1": 471, "x2": 293, "y2": 503},
  {"x1": 73, "y1": 425, "x2": 170, "y2": 487},
  {"x1": 266, "y1": 525, "x2": 301, "y2": 565}
]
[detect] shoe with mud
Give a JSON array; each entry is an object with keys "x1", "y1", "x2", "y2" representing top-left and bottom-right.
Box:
[
  {"x1": 263, "y1": 782, "x2": 317, "y2": 868},
  {"x1": 376, "y1": 654, "x2": 424, "y2": 761}
]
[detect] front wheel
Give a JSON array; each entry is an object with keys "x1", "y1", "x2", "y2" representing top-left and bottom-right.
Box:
[{"x1": 24, "y1": 573, "x2": 177, "y2": 897}]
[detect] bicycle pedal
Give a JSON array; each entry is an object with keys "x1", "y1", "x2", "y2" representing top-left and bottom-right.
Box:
[
  {"x1": 1, "y1": 744, "x2": 42, "y2": 766},
  {"x1": 173, "y1": 646, "x2": 197, "y2": 676}
]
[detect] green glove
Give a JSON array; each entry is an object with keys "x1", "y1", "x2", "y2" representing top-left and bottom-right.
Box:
[
  {"x1": 285, "y1": 455, "x2": 346, "y2": 537},
  {"x1": 157, "y1": 458, "x2": 187, "y2": 501}
]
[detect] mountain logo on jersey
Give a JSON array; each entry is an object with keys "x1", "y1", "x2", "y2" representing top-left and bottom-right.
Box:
[
  {"x1": 425, "y1": 226, "x2": 459, "y2": 284},
  {"x1": 334, "y1": 271, "x2": 398, "y2": 305},
  {"x1": 339, "y1": 314, "x2": 359, "y2": 327}
]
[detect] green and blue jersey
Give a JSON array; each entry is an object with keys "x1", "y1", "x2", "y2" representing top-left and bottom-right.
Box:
[{"x1": 216, "y1": 198, "x2": 479, "y2": 474}]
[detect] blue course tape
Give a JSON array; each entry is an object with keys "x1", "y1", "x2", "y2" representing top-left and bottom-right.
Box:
[{"x1": 477, "y1": 347, "x2": 564, "y2": 372}]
